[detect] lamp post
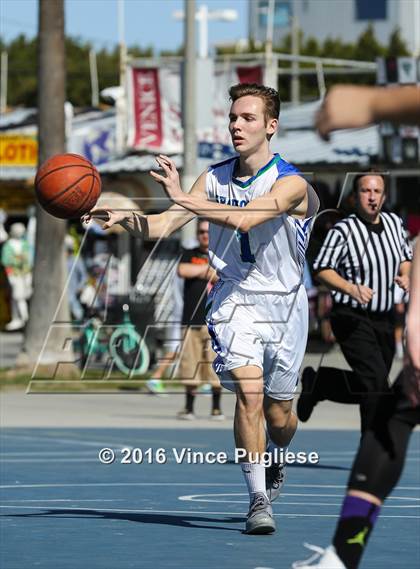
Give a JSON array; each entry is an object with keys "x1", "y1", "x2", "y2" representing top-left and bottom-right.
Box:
[
  {"x1": 265, "y1": 0, "x2": 275, "y2": 64},
  {"x1": 290, "y1": 0, "x2": 300, "y2": 106},
  {"x1": 258, "y1": 0, "x2": 300, "y2": 99},
  {"x1": 116, "y1": 0, "x2": 127, "y2": 154},
  {"x1": 262, "y1": 0, "x2": 277, "y2": 88},
  {"x1": 173, "y1": 5, "x2": 238, "y2": 59},
  {"x1": 174, "y1": 3, "x2": 238, "y2": 245}
]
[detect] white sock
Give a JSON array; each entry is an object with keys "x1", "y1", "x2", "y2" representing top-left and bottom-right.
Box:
[
  {"x1": 240, "y1": 462, "x2": 267, "y2": 501},
  {"x1": 267, "y1": 439, "x2": 288, "y2": 464}
]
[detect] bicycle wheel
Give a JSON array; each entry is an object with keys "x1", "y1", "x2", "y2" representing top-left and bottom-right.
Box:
[{"x1": 79, "y1": 322, "x2": 100, "y2": 369}]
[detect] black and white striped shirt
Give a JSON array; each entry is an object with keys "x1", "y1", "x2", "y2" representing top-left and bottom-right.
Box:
[{"x1": 313, "y1": 212, "x2": 412, "y2": 312}]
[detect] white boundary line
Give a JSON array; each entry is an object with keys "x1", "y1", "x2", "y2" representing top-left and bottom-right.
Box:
[
  {"x1": 1, "y1": 446, "x2": 419, "y2": 457},
  {"x1": 2, "y1": 457, "x2": 419, "y2": 465},
  {"x1": 1, "y1": 459, "x2": 103, "y2": 463},
  {"x1": 0, "y1": 505, "x2": 418, "y2": 519},
  {"x1": 1, "y1": 451, "x2": 95, "y2": 456},
  {"x1": 1, "y1": 482, "x2": 419, "y2": 490},
  {"x1": 178, "y1": 492, "x2": 420, "y2": 502},
  {"x1": 4, "y1": 450, "x2": 418, "y2": 457},
  {"x1": 0, "y1": 433, "x2": 209, "y2": 449},
  {"x1": 0, "y1": 482, "x2": 244, "y2": 489},
  {"x1": 1, "y1": 499, "x2": 117, "y2": 503}
]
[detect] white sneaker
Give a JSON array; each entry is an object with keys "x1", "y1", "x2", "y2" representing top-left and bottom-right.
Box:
[
  {"x1": 209, "y1": 409, "x2": 225, "y2": 421},
  {"x1": 146, "y1": 379, "x2": 167, "y2": 396},
  {"x1": 292, "y1": 544, "x2": 345, "y2": 568},
  {"x1": 5, "y1": 319, "x2": 24, "y2": 331},
  {"x1": 177, "y1": 410, "x2": 196, "y2": 421}
]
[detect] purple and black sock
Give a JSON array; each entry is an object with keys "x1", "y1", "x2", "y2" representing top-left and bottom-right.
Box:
[{"x1": 333, "y1": 495, "x2": 381, "y2": 569}]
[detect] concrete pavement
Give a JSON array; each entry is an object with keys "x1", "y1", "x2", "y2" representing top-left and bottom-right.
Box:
[
  {"x1": 0, "y1": 331, "x2": 23, "y2": 369},
  {"x1": 0, "y1": 331, "x2": 404, "y2": 429}
]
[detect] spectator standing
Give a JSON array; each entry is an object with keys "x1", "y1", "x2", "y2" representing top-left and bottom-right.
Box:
[
  {"x1": 1, "y1": 223, "x2": 32, "y2": 331},
  {"x1": 65, "y1": 235, "x2": 88, "y2": 322},
  {"x1": 177, "y1": 219, "x2": 223, "y2": 420}
]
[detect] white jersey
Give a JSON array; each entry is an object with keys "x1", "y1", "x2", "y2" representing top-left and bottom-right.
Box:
[{"x1": 206, "y1": 153, "x2": 319, "y2": 293}]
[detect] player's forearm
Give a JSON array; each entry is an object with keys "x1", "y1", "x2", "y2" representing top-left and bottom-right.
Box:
[
  {"x1": 119, "y1": 210, "x2": 184, "y2": 240},
  {"x1": 372, "y1": 86, "x2": 420, "y2": 125},
  {"x1": 173, "y1": 193, "x2": 286, "y2": 233},
  {"x1": 172, "y1": 194, "x2": 246, "y2": 231},
  {"x1": 315, "y1": 269, "x2": 354, "y2": 296}
]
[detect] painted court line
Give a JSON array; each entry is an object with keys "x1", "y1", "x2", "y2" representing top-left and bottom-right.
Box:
[
  {"x1": 0, "y1": 505, "x2": 418, "y2": 519},
  {"x1": 1, "y1": 458, "x2": 103, "y2": 463},
  {"x1": 1, "y1": 433, "x2": 209, "y2": 449},
  {"x1": 0, "y1": 482, "x2": 245, "y2": 489},
  {"x1": 2, "y1": 448, "x2": 419, "y2": 457},
  {"x1": 180, "y1": 500, "x2": 419, "y2": 509},
  {"x1": 1, "y1": 499, "x2": 117, "y2": 503},
  {"x1": 1, "y1": 482, "x2": 419, "y2": 490},
  {"x1": 1, "y1": 434, "x2": 130, "y2": 449},
  {"x1": 1, "y1": 497, "x2": 417, "y2": 509},
  {"x1": 0, "y1": 451, "x2": 95, "y2": 456},
  {"x1": 6, "y1": 456, "x2": 419, "y2": 465},
  {"x1": 178, "y1": 492, "x2": 419, "y2": 502}
]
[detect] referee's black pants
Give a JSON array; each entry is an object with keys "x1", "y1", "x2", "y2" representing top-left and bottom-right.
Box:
[{"x1": 313, "y1": 305, "x2": 396, "y2": 433}]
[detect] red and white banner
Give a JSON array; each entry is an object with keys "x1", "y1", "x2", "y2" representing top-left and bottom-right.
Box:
[
  {"x1": 128, "y1": 68, "x2": 162, "y2": 149},
  {"x1": 127, "y1": 66, "x2": 182, "y2": 153},
  {"x1": 127, "y1": 64, "x2": 263, "y2": 153}
]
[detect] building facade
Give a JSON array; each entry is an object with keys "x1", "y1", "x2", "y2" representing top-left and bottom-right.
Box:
[{"x1": 249, "y1": 0, "x2": 420, "y2": 56}]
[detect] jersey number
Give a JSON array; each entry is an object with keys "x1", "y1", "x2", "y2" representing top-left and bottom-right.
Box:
[{"x1": 237, "y1": 230, "x2": 255, "y2": 263}]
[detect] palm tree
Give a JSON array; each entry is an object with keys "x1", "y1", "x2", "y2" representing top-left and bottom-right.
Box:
[{"x1": 18, "y1": 0, "x2": 75, "y2": 379}]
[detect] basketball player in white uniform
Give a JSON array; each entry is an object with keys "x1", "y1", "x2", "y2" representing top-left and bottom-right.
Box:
[{"x1": 83, "y1": 83, "x2": 319, "y2": 535}]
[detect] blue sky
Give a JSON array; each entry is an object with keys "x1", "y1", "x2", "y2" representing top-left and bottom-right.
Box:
[{"x1": 1, "y1": 0, "x2": 248, "y2": 52}]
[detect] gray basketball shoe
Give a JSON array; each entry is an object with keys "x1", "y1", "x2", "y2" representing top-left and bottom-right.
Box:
[
  {"x1": 265, "y1": 462, "x2": 286, "y2": 502},
  {"x1": 245, "y1": 492, "x2": 276, "y2": 534}
]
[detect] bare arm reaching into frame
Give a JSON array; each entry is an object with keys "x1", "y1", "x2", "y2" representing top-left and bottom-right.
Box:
[{"x1": 316, "y1": 85, "x2": 420, "y2": 140}]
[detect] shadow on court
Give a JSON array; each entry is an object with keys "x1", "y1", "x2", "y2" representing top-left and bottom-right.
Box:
[
  {"x1": 225, "y1": 460, "x2": 350, "y2": 471},
  {"x1": 2, "y1": 508, "x2": 243, "y2": 532}
]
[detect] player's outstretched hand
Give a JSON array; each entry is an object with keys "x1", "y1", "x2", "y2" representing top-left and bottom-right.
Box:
[
  {"x1": 150, "y1": 155, "x2": 183, "y2": 200},
  {"x1": 81, "y1": 209, "x2": 129, "y2": 230}
]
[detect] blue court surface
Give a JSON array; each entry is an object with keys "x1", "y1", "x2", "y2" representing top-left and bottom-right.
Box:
[{"x1": 1, "y1": 427, "x2": 419, "y2": 569}]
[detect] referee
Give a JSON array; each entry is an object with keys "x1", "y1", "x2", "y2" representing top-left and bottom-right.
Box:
[{"x1": 297, "y1": 171, "x2": 412, "y2": 432}]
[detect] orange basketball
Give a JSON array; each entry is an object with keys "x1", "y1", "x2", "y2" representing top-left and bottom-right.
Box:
[{"x1": 35, "y1": 153, "x2": 101, "y2": 219}]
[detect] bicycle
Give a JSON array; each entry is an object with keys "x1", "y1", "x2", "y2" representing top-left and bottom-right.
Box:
[{"x1": 79, "y1": 303, "x2": 150, "y2": 377}]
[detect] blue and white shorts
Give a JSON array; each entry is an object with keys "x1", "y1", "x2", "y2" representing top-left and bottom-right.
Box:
[{"x1": 206, "y1": 281, "x2": 308, "y2": 400}]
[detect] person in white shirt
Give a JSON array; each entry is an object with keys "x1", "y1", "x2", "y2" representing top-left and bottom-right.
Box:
[{"x1": 83, "y1": 83, "x2": 319, "y2": 535}]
